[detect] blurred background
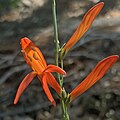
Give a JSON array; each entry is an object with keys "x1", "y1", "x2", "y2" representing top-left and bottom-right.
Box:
[{"x1": 0, "y1": 0, "x2": 120, "y2": 120}]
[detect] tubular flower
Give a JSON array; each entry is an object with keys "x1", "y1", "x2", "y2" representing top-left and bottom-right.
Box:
[
  {"x1": 69, "y1": 55, "x2": 119, "y2": 102},
  {"x1": 62, "y1": 2, "x2": 104, "y2": 57},
  {"x1": 14, "y1": 37, "x2": 66, "y2": 106}
]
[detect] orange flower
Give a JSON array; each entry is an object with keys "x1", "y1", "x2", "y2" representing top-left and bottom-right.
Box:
[
  {"x1": 69, "y1": 55, "x2": 119, "y2": 102},
  {"x1": 62, "y1": 2, "x2": 104, "y2": 56},
  {"x1": 14, "y1": 37, "x2": 66, "y2": 106}
]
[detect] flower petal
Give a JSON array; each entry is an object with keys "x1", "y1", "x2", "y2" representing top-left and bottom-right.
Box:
[
  {"x1": 43, "y1": 65, "x2": 66, "y2": 75},
  {"x1": 42, "y1": 74, "x2": 56, "y2": 106},
  {"x1": 14, "y1": 72, "x2": 37, "y2": 104},
  {"x1": 46, "y1": 72, "x2": 62, "y2": 95},
  {"x1": 33, "y1": 46, "x2": 47, "y2": 68},
  {"x1": 70, "y1": 55, "x2": 119, "y2": 102},
  {"x1": 21, "y1": 37, "x2": 47, "y2": 68},
  {"x1": 63, "y1": 2, "x2": 104, "y2": 54},
  {"x1": 21, "y1": 37, "x2": 31, "y2": 50}
]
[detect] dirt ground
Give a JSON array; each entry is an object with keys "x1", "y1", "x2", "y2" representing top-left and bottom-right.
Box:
[{"x1": 0, "y1": 0, "x2": 120, "y2": 120}]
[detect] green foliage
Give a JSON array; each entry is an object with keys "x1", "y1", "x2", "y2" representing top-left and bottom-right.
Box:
[{"x1": 0, "y1": 0, "x2": 19, "y2": 11}]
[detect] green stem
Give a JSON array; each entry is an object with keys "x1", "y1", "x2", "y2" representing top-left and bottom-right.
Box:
[
  {"x1": 52, "y1": 0, "x2": 62, "y2": 86},
  {"x1": 60, "y1": 59, "x2": 70, "y2": 120},
  {"x1": 52, "y1": 0, "x2": 70, "y2": 119},
  {"x1": 52, "y1": 0, "x2": 59, "y2": 66},
  {"x1": 61, "y1": 100, "x2": 70, "y2": 120}
]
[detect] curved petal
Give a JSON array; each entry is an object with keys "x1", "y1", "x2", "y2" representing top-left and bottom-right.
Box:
[
  {"x1": 42, "y1": 74, "x2": 56, "y2": 106},
  {"x1": 33, "y1": 47, "x2": 47, "y2": 68},
  {"x1": 63, "y1": 2, "x2": 104, "y2": 53},
  {"x1": 21, "y1": 37, "x2": 47, "y2": 68},
  {"x1": 70, "y1": 55, "x2": 119, "y2": 102},
  {"x1": 43, "y1": 65, "x2": 66, "y2": 75},
  {"x1": 14, "y1": 72, "x2": 37, "y2": 104},
  {"x1": 46, "y1": 73, "x2": 62, "y2": 95},
  {"x1": 21, "y1": 37, "x2": 31, "y2": 50}
]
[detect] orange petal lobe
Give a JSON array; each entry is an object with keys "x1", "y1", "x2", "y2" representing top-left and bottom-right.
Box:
[
  {"x1": 64, "y1": 2, "x2": 104, "y2": 53},
  {"x1": 21, "y1": 37, "x2": 47, "y2": 68},
  {"x1": 21, "y1": 37, "x2": 31, "y2": 50},
  {"x1": 70, "y1": 55, "x2": 119, "y2": 102},
  {"x1": 43, "y1": 65, "x2": 66, "y2": 75},
  {"x1": 46, "y1": 73, "x2": 62, "y2": 95},
  {"x1": 33, "y1": 46, "x2": 47, "y2": 68},
  {"x1": 42, "y1": 74, "x2": 56, "y2": 106},
  {"x1": 14, "y1": 72, "x2": 37, "y2": 104}
]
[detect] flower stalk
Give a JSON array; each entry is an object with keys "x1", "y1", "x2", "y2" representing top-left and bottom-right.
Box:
[
  {"x1": 52, "y1": 0, "x2": 70, "y2": 119},
  {"x1": 52, "y1": 0, "x2": 59, "y2": 66},
  {"x1": 52, "y1": 0, "x2": 62, "y2": 86}
]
